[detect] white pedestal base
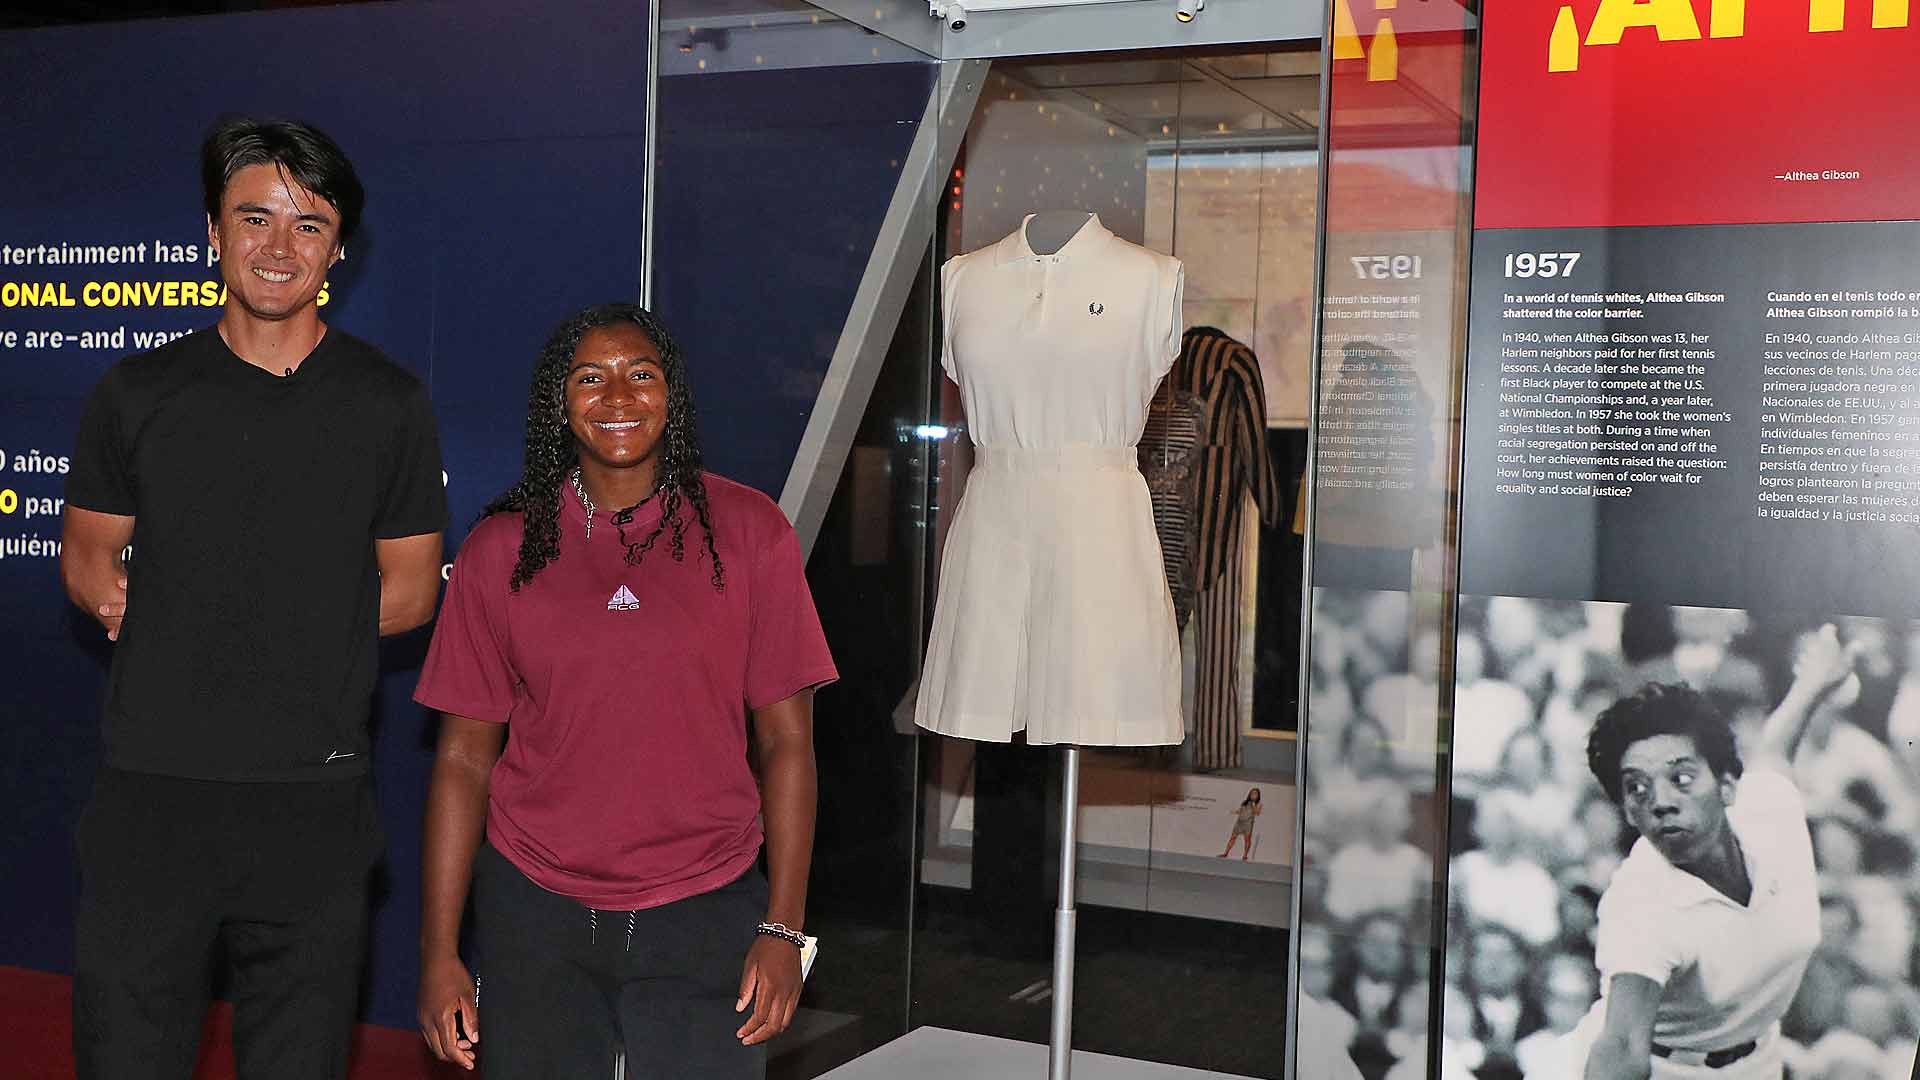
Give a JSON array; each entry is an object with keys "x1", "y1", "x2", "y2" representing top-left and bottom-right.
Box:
[{"x1": 818, "y1": 1027, "x2": 1262, "y2": 1079}]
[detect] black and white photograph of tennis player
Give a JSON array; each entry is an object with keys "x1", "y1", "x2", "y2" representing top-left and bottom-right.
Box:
[{"x1": 1439, "y1": 598, "x2": 1920, "y2": 1080}]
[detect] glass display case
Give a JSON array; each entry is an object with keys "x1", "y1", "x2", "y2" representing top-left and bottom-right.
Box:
[
  {"x1": 1286, "y1": 4, "x2": 1478, "y2": 1079},
  {"x1": 650, "y1": 3, "x2": 1425, "y2": 1077}
]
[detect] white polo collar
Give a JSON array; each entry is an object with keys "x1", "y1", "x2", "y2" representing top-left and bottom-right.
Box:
[{"x1": 993, "y1": 213, "x2": 1113, "y2": 266}]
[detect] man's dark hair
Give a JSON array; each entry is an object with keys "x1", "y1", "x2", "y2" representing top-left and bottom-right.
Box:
[
  {"x1": 483, "y1": 303, "x2": 723, "y2": 593},
  {"x1": 201, "y1": 117, "x2": 364, "y2": 241},
  {"x1": 1586, "y1": 682, "x2": 1742, "y2": 804}
]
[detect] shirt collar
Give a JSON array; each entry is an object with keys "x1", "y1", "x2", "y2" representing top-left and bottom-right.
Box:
[{"x1": 993, "y1": 213, "x2": 1112, "y2": 266}]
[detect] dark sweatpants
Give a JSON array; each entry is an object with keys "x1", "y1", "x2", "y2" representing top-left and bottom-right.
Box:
[
  {"x1": 72, "y1": 768, "x2": 377, "y2": 1080},
  {"x1": 471, "y1": 842, "x2": 769, "y2": 1080}
]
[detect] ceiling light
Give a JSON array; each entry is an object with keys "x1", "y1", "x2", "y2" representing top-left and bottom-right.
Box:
[{"x1": 929, "y1": 1, "x2": 969, "y2": 30}]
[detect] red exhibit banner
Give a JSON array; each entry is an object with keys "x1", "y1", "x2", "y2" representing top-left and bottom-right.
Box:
[{"x1": 1475, "y1": 0, "x2": 1920, "y2": 230}]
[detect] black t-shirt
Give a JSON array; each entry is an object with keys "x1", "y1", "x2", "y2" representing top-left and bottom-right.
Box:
[{"x1": 67, "y1": 326, "x2": 447, "y2": 781}]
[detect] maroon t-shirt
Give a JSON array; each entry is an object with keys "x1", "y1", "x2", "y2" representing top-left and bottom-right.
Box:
[{"x1": 414, "y1": 473, "x2": 837, "y2": 910}]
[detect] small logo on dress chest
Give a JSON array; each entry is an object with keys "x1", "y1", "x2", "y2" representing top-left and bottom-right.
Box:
[
  {"x1": 607, "y1": 584, "x2": 640, "y2": 611},
  {"x1": 1089, "y1": 302, "x2": 1104, "y2": 315}
]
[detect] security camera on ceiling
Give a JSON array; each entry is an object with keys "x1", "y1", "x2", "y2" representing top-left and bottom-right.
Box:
[{"x1": 927, "y1": 1, "x2": 968, "y2": 32}]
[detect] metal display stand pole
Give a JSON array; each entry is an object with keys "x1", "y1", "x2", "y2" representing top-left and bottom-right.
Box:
[
  {"x1": 1048, "y1": 746, "x2": 1082, "y2": 1079},
  {"x1": 638, "y1": 0, "x2": 661, "y2": 310}
]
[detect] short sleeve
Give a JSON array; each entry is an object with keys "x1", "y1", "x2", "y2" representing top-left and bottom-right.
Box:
[
  {"x1": 1735, "y1": 769, "x2": 1809, "y2": 833},
  {"x1": 66, "y1": 370, "x2": 137, "y2": 515},
  {"x1": 938, "y1": 256, "x2": 963, "y2": 384},
  {"x1": 745, "y1": 520, "x2": 838, "y2": 710},
  {"x1": 414, "y1": 528, "x2": 518, "y2": 723},
  {"x1": 1734, "y1": 769, "x2": 1817, "y2": 891},
  {"x1": 375, "y1": 382, "x2": 449, "y2": 539},
  {"x1": 1594, "y1": 871, "x2": 1689, "y2": 987},
  {"x1": 1151, "y1": 260, "x2": 1187, "y2": 377}
]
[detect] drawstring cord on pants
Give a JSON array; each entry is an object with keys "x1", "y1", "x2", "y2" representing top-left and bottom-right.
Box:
[{"x1": 588, "y1": 908, "x2": 639, "y2": 952}]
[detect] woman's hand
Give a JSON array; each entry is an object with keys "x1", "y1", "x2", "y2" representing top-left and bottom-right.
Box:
[
  {"x1": 417, "y1": 716, "x2": 502, "y2": 1072},
  {"x1": 1794, "y1": 623, "x2": 1859, "y2": 702},
  {"x1": 734, "y1": 935, "x2": 803, "y2": 1045},
  {"x1": 1760, "y1": 623, "x2": 1863, "y2": 766},
  {"x1": 418, "y1": 954, "x2": 479, "y2": 1070}
]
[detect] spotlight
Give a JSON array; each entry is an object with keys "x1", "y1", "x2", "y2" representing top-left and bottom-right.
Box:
[
  {"x1": 928, "y1": 1, "x2": 968, "y2": 31},
  {"x1": 1175, "y1": 0, "x2": 1206, "y2": 21}
]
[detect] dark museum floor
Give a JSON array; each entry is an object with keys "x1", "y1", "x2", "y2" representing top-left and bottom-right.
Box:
[
  {"x1": 5, "y1": 889, "x2": 1289, "y2": 1080},
  {"x1": 781, "y1": 889, "x2": 1293, "y2": 1080}
]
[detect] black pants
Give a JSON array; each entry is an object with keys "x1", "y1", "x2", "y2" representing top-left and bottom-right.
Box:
[
  {"x1": 72, "y1": 769, "x2": 377, "y2": 1080},
  {"x1": 472, "y1": 843, "x2": 769, "y2": 1080}
]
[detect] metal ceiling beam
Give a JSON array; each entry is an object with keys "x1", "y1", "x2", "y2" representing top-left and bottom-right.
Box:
[
  {"x1": 808, "y1": 0, "x2": 1319, "y2": 61},
  {"x1": 781, "y1": 59, "x2": 991, "y2": 555},
  {"x1": 1144, "y1": 130, "x2": 1319, "y2": 154},
  {"x1": 1184, "y1": 58, "x2": 1318, "y2": 132},
  {"x1": 937, "y1": 0, "x2": 1318, "y2": 59},
  {"x1": 805, "y1": 0, "x2": 946, "y2": 56}
]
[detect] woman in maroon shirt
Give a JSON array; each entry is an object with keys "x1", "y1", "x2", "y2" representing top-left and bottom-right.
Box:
[{"x1": 412, "y1": 304, "x2": 837, "y2": 1077}]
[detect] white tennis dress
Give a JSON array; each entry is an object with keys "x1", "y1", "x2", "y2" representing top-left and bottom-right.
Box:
[{"x1": 914, "y1": 214, "x2": 1186, "y2": 746}]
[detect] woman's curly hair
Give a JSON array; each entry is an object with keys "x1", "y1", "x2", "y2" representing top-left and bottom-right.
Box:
[
  {"x1": 482, "y1": 303, "x2": 724, "y2": 592},
  {"x1": 1586, "y1": 682, "x2": 1741, "y2": 804}
]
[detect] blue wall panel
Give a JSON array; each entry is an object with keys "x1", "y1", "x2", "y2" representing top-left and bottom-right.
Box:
[
  {"x1": 0, "y1": 0, "x2": 652, "y2": 1029},
  {"x1": 0, "y1": 0, "x2": 931, "y2": 1034}
]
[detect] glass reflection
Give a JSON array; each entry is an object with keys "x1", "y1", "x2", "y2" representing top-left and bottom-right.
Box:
[
  {"x1": 653, "y1": 5, "x2": 938, "y2": 1076},
  {"x1": 1291, "y1": 2, "x2": 1479, "y2": 1078}
]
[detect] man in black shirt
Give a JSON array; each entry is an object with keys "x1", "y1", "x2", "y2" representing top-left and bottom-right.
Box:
[{"x1": 60, "y1": 118, "x2": 447, "y2": 1079}]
